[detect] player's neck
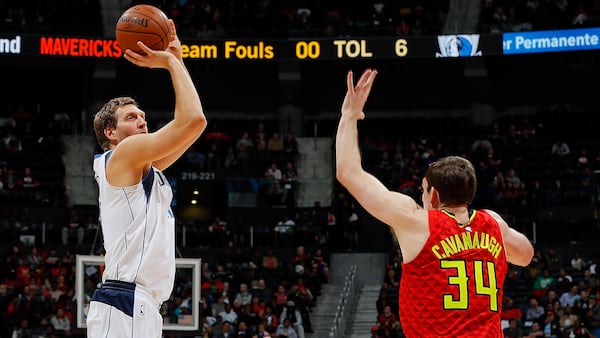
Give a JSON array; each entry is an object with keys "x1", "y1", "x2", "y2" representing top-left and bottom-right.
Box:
[
  {"x1": 439, "y1": 204, "x2": 468, "y2": 213},
  {"x1": 440, "y1": 205, "x2": 471, "y2": 225}
]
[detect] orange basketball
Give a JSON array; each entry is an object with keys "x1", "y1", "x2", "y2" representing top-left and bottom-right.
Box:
[{"x1": 116, "y1": 4, "x2": 170, "y2": 54}]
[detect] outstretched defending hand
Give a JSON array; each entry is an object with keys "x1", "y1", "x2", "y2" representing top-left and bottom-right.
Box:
[{"x1": 341, "y1": 68, "x2": 378, "y2": 121}]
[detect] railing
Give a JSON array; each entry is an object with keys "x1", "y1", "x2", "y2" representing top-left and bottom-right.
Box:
[{"x1": 328, "y1": 264, "x2": 358, "y2": 338}]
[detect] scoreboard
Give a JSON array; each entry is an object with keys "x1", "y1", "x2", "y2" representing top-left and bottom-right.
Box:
[{"x1": 1, "y1": 27, "x2": 599, "y2": 61}]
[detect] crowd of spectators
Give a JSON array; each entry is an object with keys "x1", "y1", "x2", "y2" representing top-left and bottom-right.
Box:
[
  {"x1": 176, "y1": 118, "x2": 301, "y2": 208},
  {"x1": 2, "y1": 0, "x2": 598, "y2": 39},
  {"x1": 479, "y1": 0, "x2": 600, "y2": 34},
  {"x1": 0, "y1": 104, "x2": 67, "y2": 208},
  {"x1": 0, "y1": 238, "x2": 332, "y2": 338},
  {"x1": 3, "y1": 99, "x2": 600, "y2": 336},
  {"x1": 0, "y1": 0, "x2": 103, "y2": 35},
  {"x1": 188, "y1": 244, "x2": 331, "y2": 337}
]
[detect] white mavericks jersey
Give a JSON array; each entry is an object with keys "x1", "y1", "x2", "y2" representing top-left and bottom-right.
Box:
[{"x1": 93, "y1": 151, "x2": 176, "y2": 303}]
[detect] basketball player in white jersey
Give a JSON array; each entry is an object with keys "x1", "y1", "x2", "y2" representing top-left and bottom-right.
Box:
[{"x1": 87, "y1": 19, "x2": 207, "y2": 338}]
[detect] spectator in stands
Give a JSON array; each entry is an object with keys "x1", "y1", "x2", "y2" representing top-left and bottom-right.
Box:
[
  {"x1": 556, "y1": 268, "x2": 574, "y2": 295},
  {"x1": 282, "y1": 132, "x2": 299, "y2": 164},
  {"x1": 212, "y1": 295, "x2": 228, "y2": 318},
  {"x1": 501, "y1": 298, "x2": 524, "y2": 324},
  {"x1": 571, "y1": 251, "x2": 586, "y2": 272},
  {"x1": 525, "y1": 321, "x2": 543, "y2": 337},
  {"x1": 10, "y1": 318, "x2": 33, "y2": 338},
  {"x1": 503, "y1": 318, "x2": 524, "y2": 338},
  {"x1": 376, "y1": 305, "x2": 397, "y2": 331},
  {"x1": 274, "y1": 214, "x2": 295, "y2": 246},
  {"x1": 237, "y1": 131, "x2": 255, "y2": 152},
  {"x1": 253, "y1": 135, "x2": 271, "y2": 174},
  {"x1": 61, "y1": 208, "x2": 83, "y2": 246},
  {"x1": 236, "y1": 283, "x2": 253, "y2": 306},
  {"x1": 184, "y1": 143, "x2": 206, "y2": 169},
  {"x1": 311, "y1": 248, "x2": 331, "y2": 284},
  {"x1": 263, "y1": 305, "x2": 278, "y2": 334},
  {"x1": 26, "y1": 246, "x2": 43, "y2": 271},
  {"x1": 345, "y1": 208, "x2": 360, "y2": 251},
  {"x1": 278, "y1": 301, "x2": 304, "y2": 338},
  {"x1": 559, "y1": 304, "x2": 579, "y2": 332},
  {"x1": 237, "y1": 143, "x2": 252, "y2": 171},
  {"x1": 17, "y1": 167, "x2": 39, "y2": 190},
  {"x1": 543, "y1": 311, "x2": 561, "y2": 338},
  {"x1": 249, "y1": 295, "x2": 266, "y2": 325},
  {"x1": 261, "y1": 247, "x2": 280, "y2": 271},
  {"x1": 275, "y1": 318, "x2": 298, "y2": 338},
  {"x1": 525, "y1": 297, "x2": 545, "y2": 322},
  {"x1": 533, "y1": 268, "x2": 556, "y2": 299},
  {"x1": 265, "y1": 163, "x2": 284, "y2": 204},
  {"x1": 206, "y1": 142, "x2": 224, "y2": 170},
  {"x1": 253, "y1": 278, "x2": 273, "y2": 306},
  {"x1": 560, "y1": 284, "x2": 581, "y2": 307},
  {"x1": 229, "y1": 217, "x2": 246, "y2": 247},
  {"x1": 551, "y1": 138, "x2": 571, "y2": 158},
  {"x1": 4, "y1": 167, "x2": 18, "y2": 191},
  {"x1": 255, "y1": 122, "x2": 267, "y2": 147},
  {"x1": 578, "y1": 268, "x2": 597, "y2": 291},
  {"x1": 546, "y1": 248, "x2": 563, "y2": 273},
  {"x1": 3, "y1": 129, "x2": 23, "y2": 152},
  {"x1": 219, "y1": 301, "x2": 238, "y2": 325},
  {"x1": 224, "y1": 146, "x2": 238, "y2": 169},
  {"x1": 209, "y1": 216, "x2": 229, "y2": 247},
  {"x1": 83, "y1": 214, "x2": 99, "y2": 242},
  {"x1": 382, "y1": 268, "x2": 399, "y2": 289},
  {"x1": 273, "y1": 284, "x2": 288, "y2": 313},
  {"x1": 282, "y1": 161, "x2": 298, "y2": 207},
  {"x1": 470, "y1": 131, "x2": 493, "y2": 163},
  {"x1": 49, "y1": 307, "x2": 70, "y2": 335},
  {"x1": 256, "y1": 322, "x2": 273, "y2": 338},
  {"x1": 213, "y1": 319, "x2": 235, "y2": 338},
  {"x1": 267, "y1": 132, "x2": 284, "y2": 163},
  {"x1": 287, "y1": 282, "x2": 313, "y2": 332}
]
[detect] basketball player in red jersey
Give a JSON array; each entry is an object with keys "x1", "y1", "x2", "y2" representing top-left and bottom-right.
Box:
[{"x1": 335, "y1": 69, "x2": 534, "y2": 338}]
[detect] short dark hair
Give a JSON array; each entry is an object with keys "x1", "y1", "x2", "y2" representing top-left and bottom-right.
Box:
[
  {"x1": 424, "y1": 156, "x2": 476, "y2": 205},
  {"x1": 93, "y1": 96, "x2": 138, "y2": 152}
]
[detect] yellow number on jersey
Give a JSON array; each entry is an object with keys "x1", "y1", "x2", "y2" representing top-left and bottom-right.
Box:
[{"x1": 441, "y1": 260, "x2": 499, "y2": 311}]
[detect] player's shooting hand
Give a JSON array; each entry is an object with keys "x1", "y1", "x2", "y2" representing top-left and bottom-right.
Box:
[
  {"x1": 165, "y1": 19, "x2": 183, "y2": 62},
  {"x1": 123, "y1": 40, "x2": 178, "y2": 69},
  {"x1": 124, "y1": 20, "x2": 181, "y2": 68},
  {"x1": 341, "y1": 68, "x2": 377, "y2": 120}
]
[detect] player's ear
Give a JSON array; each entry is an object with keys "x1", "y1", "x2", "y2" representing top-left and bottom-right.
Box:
[
  {"x1": 429, "y1": 187, "x2": 441, "y2": 208},
  {"x1": 104, "y1": 127, "x2": 117, "y2": 140}
]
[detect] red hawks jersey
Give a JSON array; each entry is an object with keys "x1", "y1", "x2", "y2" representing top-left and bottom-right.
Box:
[{"x1": 399, "y1": 209, "x2": 508, "y2": 338}]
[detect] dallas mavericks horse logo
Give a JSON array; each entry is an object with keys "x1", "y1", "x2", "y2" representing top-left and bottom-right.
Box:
[{"x1": 436, "y1": 35, "x2": 483, "y2": 57}]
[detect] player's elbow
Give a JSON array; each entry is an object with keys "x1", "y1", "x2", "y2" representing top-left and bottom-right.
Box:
[
  {"x1": 336, "y1": 166, "x2": 351, "y2": 185},
  {"x1": 186, "y1": 113, "x2": 208, "y2": 135},
  {"x1": 511, "y1": 243, "x2": 535, "y2": 267}
]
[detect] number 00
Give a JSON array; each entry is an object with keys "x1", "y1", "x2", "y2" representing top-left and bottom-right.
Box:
[{"x1": 295, "y1": 41, "x2": 320, "y2": 59}]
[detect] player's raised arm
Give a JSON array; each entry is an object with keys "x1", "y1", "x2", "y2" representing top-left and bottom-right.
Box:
[
  {"x1": 112, "y1": 19, "x2": 207, "y2": 174},
  {"x1": 335, "y1": 69, "x2": 423, "y2": 231}
]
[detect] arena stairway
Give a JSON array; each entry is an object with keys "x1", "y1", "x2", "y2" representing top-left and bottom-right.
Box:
[{"x1": 306, "y1": 252, "x2": 385, "y2": 338}]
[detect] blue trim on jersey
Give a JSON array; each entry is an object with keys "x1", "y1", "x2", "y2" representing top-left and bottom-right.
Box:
[
  {"x1": 142, "y1": 169, "x2": 154, "y2": 200},
  {"x1": 91, "y1": 280, "x2": 136, "y2": 317},
  {"x1": 104, "y1": 150, "x2": 112, "y2": 166}
]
